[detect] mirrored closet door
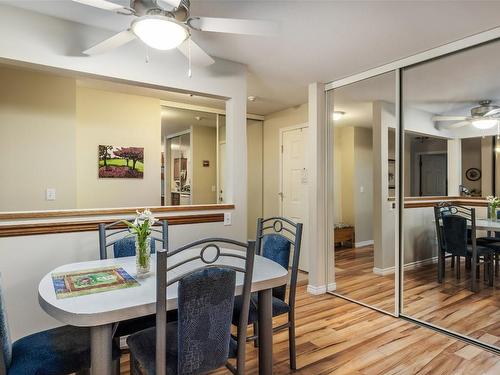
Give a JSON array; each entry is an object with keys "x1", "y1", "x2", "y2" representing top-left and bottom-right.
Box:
[
  {"x1": 401, "y1": 38, "x2": 500, "y2": 351},
  {"x1": 326, "y1": 71, "x2": 399, "y2": 315}
]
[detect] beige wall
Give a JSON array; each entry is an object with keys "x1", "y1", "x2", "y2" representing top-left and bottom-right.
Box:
[
  {"x1": 461, "y1": 137, "x2": 481, "y2": 194},
  {"x1": 263, "y1": 103, "x2": 308, "y2": 218},
  {"x1": 0, "y1": 66, "x2": 77, "y2": 211},
  {"x1": 354, "y1": 127, "x2": 373, "y2": 244},
  {"x1": 338, "y1": 127, "x2": 355, "y2": 225},
  {"x1": 247, "y1": 119, "x2": 263, "y2": 238},
  {"x1": 191, "y1": 126, "x2": 217, "y2": 204},
  {"x1": 76, "y1": 86, "x2": 161, "y2": 208}
]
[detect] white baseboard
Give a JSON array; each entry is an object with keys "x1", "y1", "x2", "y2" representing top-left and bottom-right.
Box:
[
  {"x1": 355, "y1": 240, "x2": 374, "y2": 248},
  {"x1": 372, "y1": 256, "x2": 438, "y2": 276},
  {"x1": 306, "y1": 282, "x2": 336, "y2": 295}
]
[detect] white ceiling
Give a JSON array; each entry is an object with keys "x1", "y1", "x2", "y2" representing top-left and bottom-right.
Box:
[{"x1": 5, "y1": 0, "x2": 500, "y2": 115}]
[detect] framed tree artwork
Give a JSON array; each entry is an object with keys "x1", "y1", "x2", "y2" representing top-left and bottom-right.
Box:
[{"x1": 98, "y1": 145, "x2": 144, "y2": 178}]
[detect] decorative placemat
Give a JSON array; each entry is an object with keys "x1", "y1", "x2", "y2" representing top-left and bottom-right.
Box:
[{"x1": 52, "y1": 266, "x2": 139, "y2": 299}]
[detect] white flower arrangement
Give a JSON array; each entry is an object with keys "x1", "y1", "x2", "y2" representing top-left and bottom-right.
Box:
[{"x1": 123, "y1": 209, "x2": 158, "y2": 272}]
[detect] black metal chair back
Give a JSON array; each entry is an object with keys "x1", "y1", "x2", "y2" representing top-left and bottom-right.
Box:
[
  {"x1": 434, "y1": 202, "x2": 452, "y2": 252},
  {"x1": 155, "y1": 238, "x2": 255, "y2": 375},
  {"x1": 98, "y1": 219, "x2": 168, "y2": 259},
  {"x1": 435, "y1": 204, "x2": 477, "y2": 258},
  {"x1": 256, "y1": 217, "x2": 303, "y2": 312}
]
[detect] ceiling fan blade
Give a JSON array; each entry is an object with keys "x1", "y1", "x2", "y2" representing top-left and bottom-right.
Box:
[
  {"x1": 432, "y1": 115, "x2": 468, "y2": 122},
  {"x1": 177, "y1": 39, "x2": 215, "y2": 67},
  {"x1": 189, "y1": 17, "x2": 277, "y2": 36},
  {"x1": 72, "y1": 0, "x2": 127, "y2": 11},
  {"x1": 437, "y1": 121, "x2": 470, "y2": 129},
  {"x1": 83, "y1": 30, "x2": 136, "y2": 55},
  {"x1": 485, "y1": 108, "x2": 500, "y2": 117}
]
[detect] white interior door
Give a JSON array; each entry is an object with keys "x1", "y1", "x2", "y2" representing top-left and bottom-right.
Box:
[{"x1": 281, "y1": 126, "x2": 309, "y2": 272}]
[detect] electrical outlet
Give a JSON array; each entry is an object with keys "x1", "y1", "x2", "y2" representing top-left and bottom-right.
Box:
[
  {"x1": 46, "y1": 188, "x2": 56, "y2": 201},
  {"x1": 224, "y1": 212, "x2": 232, "y2": 226}
]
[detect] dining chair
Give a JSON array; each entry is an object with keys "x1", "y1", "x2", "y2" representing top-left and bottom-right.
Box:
[
  {"x1": 435, "y1": 204, "x2": 494, "y2": 291},
  {"x1": 232, "y1": 217, "x2": 303, "y2": 370},
  {"x1": 475, "y1": 205, "x2": 500, "y2": 277},
  {"x1": 98, "y1": 220, "x2": 170, "y2": 353},
  {"x1": 0, "y1": 275, "x2": 120, "y2": 375},
  {"x1": 98, "y1": 219, "x2": 168, "y2": 260},
  {"x1": 126, "y1": 238, "x2": 256, "y2": 375}
]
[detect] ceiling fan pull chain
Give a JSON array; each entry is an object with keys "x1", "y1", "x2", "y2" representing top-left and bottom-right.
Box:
[{"x1": 188, "y1": 38, "x2": 192, "y2": 78}]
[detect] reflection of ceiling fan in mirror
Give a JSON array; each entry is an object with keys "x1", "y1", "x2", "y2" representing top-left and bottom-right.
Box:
[
  {"x1": 73, "y1": 0, "x2": 276, "y2": 67},
  {"x1": 433, "y1": 100, "x2": 500, "y2": 130}
]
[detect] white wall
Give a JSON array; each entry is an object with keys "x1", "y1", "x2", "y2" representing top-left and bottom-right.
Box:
[
  {"x1": 262, "y1": 104, "x2": 308, "y2": 218},
  {"x1": 0, "y1": 5, "x2": 248, "y2": 340}
]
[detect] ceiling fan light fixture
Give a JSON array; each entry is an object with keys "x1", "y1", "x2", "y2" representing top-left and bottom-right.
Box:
[
  {"x1": 132, "y1": 15, "x2": 189, "y2": 50},
  {"x1": 472, "y1": 118, "x2": 497, "y2": 129}
]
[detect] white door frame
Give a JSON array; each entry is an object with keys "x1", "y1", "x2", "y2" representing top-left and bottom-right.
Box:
[{"x1": 279, "y1": 123, "x2": 309, "y2": 216}]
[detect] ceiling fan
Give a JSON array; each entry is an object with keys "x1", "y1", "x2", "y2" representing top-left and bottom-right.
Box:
[
  {"x1": 74, "y1": 0, "x2": 276, "y2": 67},
  {"x1": 433, "y1": 100, "x2": 500, "y2": 130}
]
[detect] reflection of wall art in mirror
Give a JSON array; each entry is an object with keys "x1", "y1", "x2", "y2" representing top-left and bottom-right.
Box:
[
  {"x1": 465, "y1": 167, "x2": 481, "y2": 182},
  {"x1": 388, "y1": 159, "x2": 396, "y2": 189},
  {"x1": 98, "y1": 145, "x2": 144, "y2": 179}
]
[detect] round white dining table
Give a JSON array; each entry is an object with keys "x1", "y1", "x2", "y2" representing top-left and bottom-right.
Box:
[{"x1": 38, "y1": 250, "x2": 288, "y2": 375}]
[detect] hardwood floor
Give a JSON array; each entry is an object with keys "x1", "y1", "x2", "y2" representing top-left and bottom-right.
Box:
[
  {"x1": 403, "y1": 253, "x2": 500, "y2": 346},
  {"x1": 119, "y1": 283, "x2": 499, "y2": 374},
  {"x1": 334, "y1": 245, "x2": 499, "y2": 349},
  {"x1": 334, "y1": 245, "x2": 395, "y2": 313}
]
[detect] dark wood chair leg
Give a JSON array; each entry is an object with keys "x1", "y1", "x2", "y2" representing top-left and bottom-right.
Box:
[
  {"x1": 456, "y1": 256, "x2": 461, "y2": 279},
  {"x1": 489, "y1": 255, "x2": 494, "y2": 287},
  {"x1": 496, "y1": 253, "x2": 499, "y2": 276},
  {"x1": 253, "y1": 322, "x2": 259, "y2": 347},
  {"x1": 466, "y1": 256, "x2": 471, "y2": 270},
  {"x1": 451, "y1": 255, "x2": 455, "y2": 268},
  {"x1": 289, "y1": 317, "x2": 297, "y2": 370}
]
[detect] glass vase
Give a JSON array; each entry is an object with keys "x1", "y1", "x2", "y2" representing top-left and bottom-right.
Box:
[
  {"x1": 490, "y1": 206, "x2": 498, "y2": 222},
  {"x1": 135, "y1": 235, "x2": 151, "y2": 277}
]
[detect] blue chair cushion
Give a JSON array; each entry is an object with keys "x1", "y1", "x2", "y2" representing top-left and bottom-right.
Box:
[
  {"x1": 466, "y1": 245, "x2": 494, "y2": 257},
  {"x1": 262, "y1": 234, "x2": 291, "y2": 301},
  {"x1": 232, "y1": 293, "x2": 290, "y2": 326},
  {"x1": 113, "y1": 236, "x2": 156, "y2": 258},
  {"x1": 475, "y1": 242, "x2": 500, "y2": 253},
  {"x1": 127, "y1": 324, "x2": 178, "y2": 375},
  {"x1": 8, "y1": 325, "x2": 120, "y2": 375}
]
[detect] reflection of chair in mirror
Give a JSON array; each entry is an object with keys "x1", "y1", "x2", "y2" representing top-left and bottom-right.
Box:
[
  {"x1": 475, "y1": 205, "x2": 500, "y2": 278},
  {"x1": 434, "y1": 204, "x2": 494, "y2": 291}
]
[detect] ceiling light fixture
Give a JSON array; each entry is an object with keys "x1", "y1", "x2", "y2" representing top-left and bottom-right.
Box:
[
  {"x1": 332, "y1": 111, "x2": 345, "y2": 121},
  {"x1": 472, "y1": 118, "x2": 497, "y2": 129},
  {"x1": 248, "y1": 96, "x2": 257, "y2": 102},
  {"x1": 132, "y1": 15, "x2": 189, "y2": 50}
]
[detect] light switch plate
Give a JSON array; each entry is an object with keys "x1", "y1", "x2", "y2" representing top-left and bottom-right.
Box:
[
  {"x1": 224, "y1": 212, "x2": 232, "y2": 226},
  {"x1": 46, "y1": 188, "x2": 56, "y2": 201}
]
